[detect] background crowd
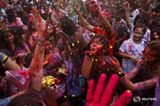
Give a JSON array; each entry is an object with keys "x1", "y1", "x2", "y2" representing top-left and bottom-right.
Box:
[{"x1": 0, "y1": 0, "x2": 160, "y2": 106}]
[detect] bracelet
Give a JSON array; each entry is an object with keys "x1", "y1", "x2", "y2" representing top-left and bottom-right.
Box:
[
  {"x1": 0, "y1": 52, "x2": 8, "y2": 63},
  {"x1": 117, "y1": 72, "x2": 125, "y2": 78}
]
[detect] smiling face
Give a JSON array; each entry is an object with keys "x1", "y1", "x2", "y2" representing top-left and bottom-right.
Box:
[
  {"x1": 133, "y1": 27, "x2": 143, "y2": 43},
  {"x1": 5, "y1": 32, "x2": 14, "y2": 43}
]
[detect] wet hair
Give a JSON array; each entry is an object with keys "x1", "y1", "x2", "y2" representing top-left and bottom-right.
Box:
[
  {"x1": 147, "y1": 41, "x2": 160, "y2": 62},
  {"x1": 133, "y1": 15, "x2": 143, "y2": 26},
  {"x1": 0, "y1": 29, "x2": 12, "y2": 49},
  {"x1": 89, "y1": 35, "x2": 108, "y2": 55},
  {"x1": 0, "y1": 29, "x2": 24, "y2": 51},
  {"x1": 59, "y1": 16, "x2": 77, "y2": 37},
  {"x1": 23, "y1": 3, "x2": 33, "y2": 14},
  {"x1": 6, "y1": 8, "x2": 16, "y2": 23},
  {"x1": 10, "y1": 26, "x2": 24, "y2": 37},
  {"x1": 133, "y1": 24, "x2": 146, "y2": 36},
  {"x1": 67, "y1": 36, "x2": 80, "y2": 49},
  {"x1": 128, "y1": 0, "x2": 139, "y2": 10}
]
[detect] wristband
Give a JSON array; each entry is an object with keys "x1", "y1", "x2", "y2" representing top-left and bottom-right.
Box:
[
  {"x1": 0, "y1": 52, "x2": 8, "y2": 63},
  {"x1": 117, "y1": 72, "x2": 125, "y2": 78}
]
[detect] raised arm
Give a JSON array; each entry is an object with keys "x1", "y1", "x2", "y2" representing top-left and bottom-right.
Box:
[
  {"x1": 134, "y1": 78, "x2": 157, "y2": 91},
  {"x1": 97, "y1": 10, "x2": 112, "y2": 36},
  {"x1": 123, "y1": 1, "x2": 132, "y2": 29},
  {"x1": 106, "y1": 56, "x2": 157, "y2": 91},
  {"x1": 75, "y1": 4, "x2": 94, "y2": 32},
  {"x1": 28, "y1": 7, "x2": 49, "y2": 91},
  {"x1": 29, "y1": 41, "x2": 45, "y2": 91},
  {"x1": 127, "y1": 67, "x2": 139, "y2": 79},
  {"x1": 120, "y1": 73, "x2": 156, "y2": 91}
]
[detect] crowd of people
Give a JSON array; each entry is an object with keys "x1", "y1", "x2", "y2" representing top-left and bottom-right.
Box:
[{"x1": 0, "y1": 0, "x2": 160, "y2": 106}]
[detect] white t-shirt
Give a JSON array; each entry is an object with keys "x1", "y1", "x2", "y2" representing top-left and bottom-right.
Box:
[{"x1": 119, "y1": 38, "x2": 146, "y2": 73}]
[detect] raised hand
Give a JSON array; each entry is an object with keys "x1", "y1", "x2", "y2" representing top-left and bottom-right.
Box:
[
  {"x1": 28, "y1": 7, "x2": 50, "y2": 91},
  {"x1": 85, "y1": 0, "x2": 100, "y2": 14},
  {"x1": 122, "y1": 1, "x2": 130, "y2": 10},
  {"x1": 86, "y1": 74, "x2": 133, "y2": 106},
  {"x1": 32, "y1": 7, "x2": 49, "y2": 39},
  {"x1": 75, "y1": 4, "x2": 81, "y2": 13}
]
